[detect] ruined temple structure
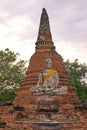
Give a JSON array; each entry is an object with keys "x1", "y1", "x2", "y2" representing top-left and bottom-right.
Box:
[
  {"x1": 14, "y1": 8, "x2": 74, "y2": 107},
  {"x1": 0, "y1": 8, "x2": 87, "y2": 130},
  {"x1": 22, "y1": 8, "x2": 71, "y2": 88},
  {"x1": 26, "y1": 8, "x2": 70, "y2": 87},
  {"x1": 13, "y1": 8, "x2": 87, "y2": 130}
]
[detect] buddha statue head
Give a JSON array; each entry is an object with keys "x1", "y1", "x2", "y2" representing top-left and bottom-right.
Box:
[{"x1": 45, "y1": 58, "x2": 52, "y2": 69}]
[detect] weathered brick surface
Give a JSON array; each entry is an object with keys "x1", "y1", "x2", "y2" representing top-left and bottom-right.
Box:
[
  {"x1": 0, "y1": 8, "x2": 87, "y2": 130},
  {"x1": 13, "y1": 8, "x2": 73, "y2": 108},
  {"x1": 14, "y1": 15, "x2": 73, "y2": 108}
]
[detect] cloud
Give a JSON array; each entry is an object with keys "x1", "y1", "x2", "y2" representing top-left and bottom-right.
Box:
[
  {"x1": 50, "y1": 0, "x2": 87, "y2": 43},
  {"x1": 0, "y1": 0, "x2": 87, "y2": 63}
]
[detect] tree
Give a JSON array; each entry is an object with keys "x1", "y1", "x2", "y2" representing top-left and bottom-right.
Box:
[
  {"x1": 0, "y1": 48, "x2": 27, "y2": 91},
  {"x1": 65, "y1": 59, "x2": 87, "y2": 101}
]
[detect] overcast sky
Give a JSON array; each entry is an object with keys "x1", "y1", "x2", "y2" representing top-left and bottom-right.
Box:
[{"x1": 0, "y1": 0, "x2": 87, "y2": 64}]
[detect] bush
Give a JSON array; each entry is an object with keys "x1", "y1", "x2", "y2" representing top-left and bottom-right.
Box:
[
  {"x1": 75, "y1": 82, "x2": 87, "y2": 102},
  {"x1": 65, "y1": 59, "x2": 87, "y2": 102},
  {"x1": 0, "y1": 89, "x2": 16, "y2": 104}
]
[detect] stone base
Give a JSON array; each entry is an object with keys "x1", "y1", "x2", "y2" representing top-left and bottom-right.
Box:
[
  {"x1": 15, "y1": 120, "x2": 87, "y2": 130},
  {"x1": 31, "y1": 86, "x2": 68, "y2": 96}
]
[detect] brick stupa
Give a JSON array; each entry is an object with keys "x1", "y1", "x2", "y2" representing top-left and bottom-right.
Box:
[
  {"x1": 14, "y1": 8, "x2": 74, "y2": 107},
  {"x1": 23, "y1": 8, "x2": 71, "y2": 88},
  {"x1": 0, "y1": 8, "x2": 87, "y2": 130}
]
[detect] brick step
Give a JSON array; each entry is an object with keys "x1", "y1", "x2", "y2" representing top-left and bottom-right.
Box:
[
  {"x1": 15, "y1": 120, "x2": 87, "y2": 130},
  {"x1": 21, "y1": 81, "x2": 71, "y2": 86}
]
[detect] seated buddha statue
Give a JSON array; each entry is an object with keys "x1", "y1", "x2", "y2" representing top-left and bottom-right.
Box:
[{"x1": 30, "y1": 58, "x2": 59, "y2": 93}]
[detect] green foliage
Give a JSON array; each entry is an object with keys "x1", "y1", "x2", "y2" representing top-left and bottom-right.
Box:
[
  {"x1": 65, "y1": 59, "x2": 87, "y2": 101},
  {"x1": 0, "y1": 48, "x2": 27, "y2": 103},
  {"x1": 0, "y1": 89, "x2": 16, "y2": 104},
  {"x1": 0, "y1": 48, "x2": 27, "y2": 91},
  {"x1": 76, "y1": 82, "x2": 87, "y2": 102}
]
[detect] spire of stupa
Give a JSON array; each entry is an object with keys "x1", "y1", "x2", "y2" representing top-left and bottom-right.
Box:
[{"x1": 36, "y1": 8, "x2": 54, "y2": 46}]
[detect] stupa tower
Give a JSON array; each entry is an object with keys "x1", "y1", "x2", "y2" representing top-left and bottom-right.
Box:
[
  {"x1": 14, "y1": 8, "x2": 80, "y2": 109},
  {"x1": 21, "y1": 8, "x2": 71, "y2": 90},
  {"x1": 36, "y1": 8, "x2": 53, "y2": 46}
]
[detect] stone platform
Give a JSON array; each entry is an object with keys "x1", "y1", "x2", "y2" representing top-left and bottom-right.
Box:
[
  {"x1": 0, "y1": 91, "x2": 87, "y2": 130},
  {"x1": 15, "y1": 120, "x2": 87, "y2": 130}
]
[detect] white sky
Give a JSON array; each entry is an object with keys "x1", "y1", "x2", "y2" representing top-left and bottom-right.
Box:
[{"x1": 0, "y1": 0, "x2": 87, "y2": 64}]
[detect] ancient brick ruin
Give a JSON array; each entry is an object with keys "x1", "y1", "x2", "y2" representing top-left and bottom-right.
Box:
[
  {"x1": 0, "y1": 8, "x2": 87, "y2": 130},
  {"x1": 14, "y1": 8, "x2": 73, "y2": 108}
]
